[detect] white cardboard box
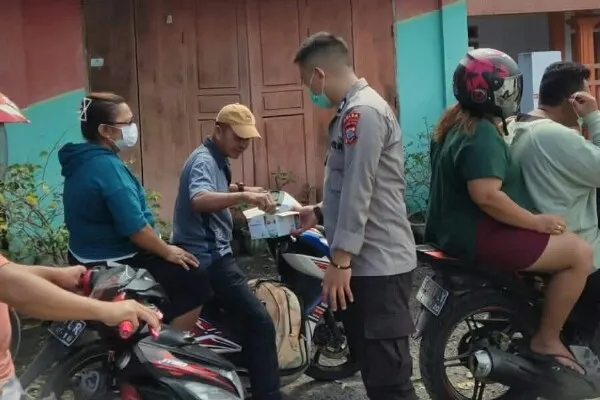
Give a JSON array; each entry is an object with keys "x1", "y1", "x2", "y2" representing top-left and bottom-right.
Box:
[
  {"x1": 269, "y1": 190, "x2": 301, "y2": 211},
  {"x1": 241, "y1": 191, "x2": 303, "y2": 240},
  {"x1": 243, "y1": 207, "x2": 301, "y2": 239}
]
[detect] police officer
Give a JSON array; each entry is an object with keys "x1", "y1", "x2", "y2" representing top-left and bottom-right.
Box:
[{"x1": 292, "y1": 32, "x2": 418, "y2": 400}]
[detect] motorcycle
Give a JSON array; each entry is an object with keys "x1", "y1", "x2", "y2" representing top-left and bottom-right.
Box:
[
  {"x1": 188, "y1": 226, "x2": 359, "y2": 385},
  {"x1": 29, "y1": 264, "x2": 244, "y2": 399},
  {"x1": 415, "y1": 243, "x2": 600, "y2": 400},
  {"x1": 20, "y1": 202, "x2": 359, "y2": 397}
]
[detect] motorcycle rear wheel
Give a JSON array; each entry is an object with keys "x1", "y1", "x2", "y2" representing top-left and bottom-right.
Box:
[
  {"x1": 419, "y1": 289, "x2": 538, "y2": 400},
  {"x1": 39, "y1": 344, "x2": 113, "y2": 400}
]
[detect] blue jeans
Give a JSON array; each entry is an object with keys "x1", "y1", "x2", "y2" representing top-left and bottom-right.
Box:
[{"x1": 207, "y1": 255, "x2": 281, "y2": 400}]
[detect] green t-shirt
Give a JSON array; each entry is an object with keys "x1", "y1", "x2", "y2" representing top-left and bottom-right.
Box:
[{"x1": 424, "y1": 119, "x2": 537, "y2": 261}]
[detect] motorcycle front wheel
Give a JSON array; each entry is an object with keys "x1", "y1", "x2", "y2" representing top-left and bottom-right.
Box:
[
  {"x1": 304, "y1": 311, "x2": 360, "y2": 381},
  {"x1": 39, "y1": 344, "x2": 114, "y2": 400}
]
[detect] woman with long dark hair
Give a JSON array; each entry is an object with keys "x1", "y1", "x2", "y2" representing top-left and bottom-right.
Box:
[{"x1": 425, "y1": 49, "x2": 592, "y2": 373}]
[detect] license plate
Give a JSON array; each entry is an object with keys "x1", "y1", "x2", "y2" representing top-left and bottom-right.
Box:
[
  {"x1": 48, "y1": 320, "x2": 87, "y2": 347},
  {"x1": 416, "y1": 276, "x2": 449, "y2": 316}
]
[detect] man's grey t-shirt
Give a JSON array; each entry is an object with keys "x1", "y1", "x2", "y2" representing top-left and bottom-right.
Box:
[{"x1": 171, "y1": 138, "x2": 233, "y2": 267}]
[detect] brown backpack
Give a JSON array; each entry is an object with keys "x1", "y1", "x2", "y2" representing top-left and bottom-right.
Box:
[{"x1": 248, "y1": 279, "x2": 308, "y2": 371}]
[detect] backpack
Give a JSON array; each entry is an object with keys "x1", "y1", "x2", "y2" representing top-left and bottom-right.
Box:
[{"x1": 248, "y1": 279, "x2": 308, "y2": 371}]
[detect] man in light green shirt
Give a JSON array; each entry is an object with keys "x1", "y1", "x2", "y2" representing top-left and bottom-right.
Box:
[{"x1": 509, "y1": 61, "x2": 600, "y2": 269}]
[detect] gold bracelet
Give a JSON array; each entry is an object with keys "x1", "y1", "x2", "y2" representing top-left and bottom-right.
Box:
[{"x1": 331, "y1": 262, "x2": 351, "y2": 270}]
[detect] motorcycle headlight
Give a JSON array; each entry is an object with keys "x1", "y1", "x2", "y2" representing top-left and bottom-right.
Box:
[{"x1": 183, "y1": 382, "x2": 241, "y2": 400}]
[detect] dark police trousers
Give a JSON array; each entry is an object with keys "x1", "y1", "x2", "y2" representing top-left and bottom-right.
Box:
[
  {"x1": 341, "y1": 272, "x2": 418, "y2": 400},
  {"x1": 207, "y1": 255, "x2": 281, "y2": 400}
]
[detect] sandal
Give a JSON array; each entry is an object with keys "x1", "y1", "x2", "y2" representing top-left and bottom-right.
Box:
[{"x1": 521, "y1": 346, "x2": 586, "y2": 375}]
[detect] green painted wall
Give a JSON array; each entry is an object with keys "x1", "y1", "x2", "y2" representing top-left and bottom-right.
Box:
[
  {"x1": 394, "y1": 0, "x2": 468, "y2": 212},
  {"x1": 5, "y1": 89, "x2": 85, "y2": 192}
]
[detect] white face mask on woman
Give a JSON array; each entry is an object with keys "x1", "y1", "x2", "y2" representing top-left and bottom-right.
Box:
[{"x1": 114, "y1": 123, "x2": 139, "y2": 150}]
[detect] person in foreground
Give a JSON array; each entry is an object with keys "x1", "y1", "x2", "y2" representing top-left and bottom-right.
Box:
[
  {"x1": 60, "y1": 92, "x2": 212, "y2": 332},
  {"x1": 508, "y1": 61, "x2": 600, "y2": 269},
  {"x1": 171, "y1": 103, "x2": 281, "y2": 400},
  {"x1": 291, "y1": 32, "x2": 418, "y2": 400},
  {"x1": 0, "y1": 255, "x2": 160, "y2": 398},
  {"x1": 425, "y1": 48, "x2": 592, "y2": 374}
]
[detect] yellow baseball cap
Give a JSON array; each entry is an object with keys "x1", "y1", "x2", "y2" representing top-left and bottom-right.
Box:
[{"x1": 216, "y1": 103, "x2": 261, "y2": 139}]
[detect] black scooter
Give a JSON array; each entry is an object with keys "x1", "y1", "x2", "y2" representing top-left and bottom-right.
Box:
[
  {"x1": 20, "y1": 265, "x2": 244, "y2": 400},
  {"x1": 415, "y1": 243, "x2": 600, "y2": 400}
]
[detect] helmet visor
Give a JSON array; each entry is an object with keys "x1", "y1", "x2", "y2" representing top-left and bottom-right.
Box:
[{"x1": 493, "y1": 74, "x2": 523, "y2": 118}]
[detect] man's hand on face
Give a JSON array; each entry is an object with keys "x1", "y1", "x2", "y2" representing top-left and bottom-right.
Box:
[
  {"x1": 571, "y1": 91, "x2": 598, "y2": 117},
  {"x1": 52, "y1": 265, "x2": 87, "y2": 290}
]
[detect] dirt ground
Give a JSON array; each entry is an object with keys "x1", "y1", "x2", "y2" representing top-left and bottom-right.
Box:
[{"x1": 14, "y1": 254, "x2": 493, "y2": 400}]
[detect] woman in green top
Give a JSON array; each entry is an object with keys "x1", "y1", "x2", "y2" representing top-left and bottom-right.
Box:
[{"x1": 425, "y1": 48, "x2": 592, "y2": 373}]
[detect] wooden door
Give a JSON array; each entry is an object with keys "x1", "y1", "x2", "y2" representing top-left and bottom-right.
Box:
[
  {"x1": 135, "y1": 0, "x2": 192, "y2": 219},
  {"x1": 186, "y1": 0, "x2": 253, "y2": 185},
  {"x1": 246, "y1": 0, "x2": 316, "y2": 201},
  {"x1": 244, "y1": 0, "x2": 395, "y2": 200},
  {"x1": 132, "y1": 0, "x2": 397, "y2": 215},
  {"x1": 83, "y1": 0, "x2": 143, "y2": 176},
  {"x1": 305, "y1": 0, "x2": 396, "y2": 194}
]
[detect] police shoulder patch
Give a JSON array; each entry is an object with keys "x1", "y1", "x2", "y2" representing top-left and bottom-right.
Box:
[{"x1": 342, "y1": 112, "x2": 360, "y2": 145}]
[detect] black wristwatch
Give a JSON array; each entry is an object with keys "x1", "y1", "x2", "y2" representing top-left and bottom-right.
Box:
[
  {"x1": 313, "y1": 206, "x2": 324, "y2": 225},
  {"x1": 236, "y1": 182, "x2": 245, "y2": 192}
]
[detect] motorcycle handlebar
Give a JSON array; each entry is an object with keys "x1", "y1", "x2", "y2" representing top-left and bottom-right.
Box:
[
  {"x1": 79, "y1": 269, "x2": 93, "y2": 296},
  {"x1": 118, "y1": 321, "x2": 135, "y2": 339},
  {"x1": 78, "y1": 270, "x2": 160, "y2": 341}
]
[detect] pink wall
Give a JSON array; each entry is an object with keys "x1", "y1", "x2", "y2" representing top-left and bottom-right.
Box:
[{"x1": 0, "y1": 0, "x2": 85, "y2": 107}]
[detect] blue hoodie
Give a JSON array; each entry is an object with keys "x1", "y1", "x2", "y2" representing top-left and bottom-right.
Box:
[{"x1": 59, "y1": 142, "x2": 155, "y2": 260}]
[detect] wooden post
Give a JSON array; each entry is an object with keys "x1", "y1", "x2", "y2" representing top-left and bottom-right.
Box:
[
  {"x1": 568, "y1": 15, "x2": 600, "y2": 64},
  {"x1": 548, "y1": 12, "x2": 566, "y2": 60}
]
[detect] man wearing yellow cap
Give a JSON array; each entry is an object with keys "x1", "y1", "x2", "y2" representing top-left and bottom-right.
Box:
[{"x1": 171, "y1": 103, "x2": 283, "y2": 400}]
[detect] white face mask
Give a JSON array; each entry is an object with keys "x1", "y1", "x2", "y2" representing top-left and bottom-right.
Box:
[{"x1": 114, "y1": 123, "x2": 139, "y2": 150}]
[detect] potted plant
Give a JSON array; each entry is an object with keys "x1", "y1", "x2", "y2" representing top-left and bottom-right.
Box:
[
  {"x1": 144, "y1": 188, "x2": 172, "y2": 242},
  {"x1": 0, "y1": 159, "x2": 70, "y2": 265},
  {"x1": 405, "y1": 120, "x2": 433, "y2": 245}
]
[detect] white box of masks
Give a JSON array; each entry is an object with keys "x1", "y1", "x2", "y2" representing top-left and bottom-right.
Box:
[{"x1": 242, "y1": 191, "x2": 302, "y2": 239}]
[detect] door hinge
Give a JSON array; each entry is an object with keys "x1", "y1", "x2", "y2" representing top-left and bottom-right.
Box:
[{"x1": 390, "y1": 24, "x2": 394, "y2": 37}]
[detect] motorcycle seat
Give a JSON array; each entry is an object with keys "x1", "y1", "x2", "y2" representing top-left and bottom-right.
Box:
[
  {"x1": 417, "y1": 243, "x2": 548, "y2": 281},
  {"x1": 416, "y1": 244, "x2": 464, "y2": 266},
  {"x1": 154, "y1": 326, "x2": 196, "y2": 348}
]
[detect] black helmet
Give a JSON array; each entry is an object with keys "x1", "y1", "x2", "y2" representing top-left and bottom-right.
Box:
[{"x1": 453, "y1": 48, "x2": 523, "y2": 119}]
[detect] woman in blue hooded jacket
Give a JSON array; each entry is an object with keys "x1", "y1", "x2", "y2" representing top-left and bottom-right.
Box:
[{"x1": 59, "y1": 92, "x2": 212, "y2": 331}]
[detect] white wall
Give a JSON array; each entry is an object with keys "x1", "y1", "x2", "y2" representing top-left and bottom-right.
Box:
[{"x1": 468, "y1": 14, "x2": 551, "y2": 61}]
